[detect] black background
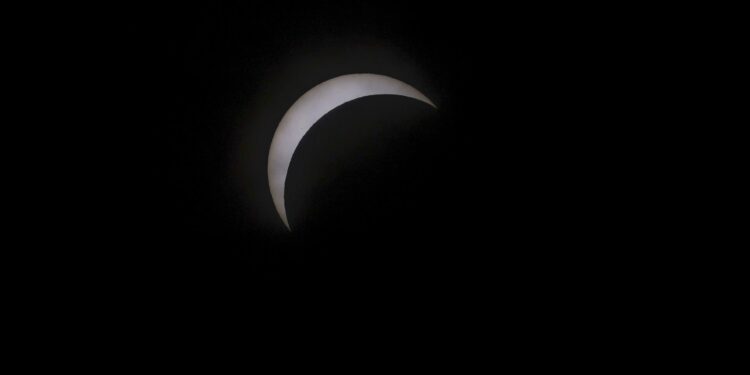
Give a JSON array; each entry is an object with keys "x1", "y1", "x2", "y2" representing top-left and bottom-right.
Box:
[{"x1": 85, "y1": 1, "x2": 648, "y2": 323}]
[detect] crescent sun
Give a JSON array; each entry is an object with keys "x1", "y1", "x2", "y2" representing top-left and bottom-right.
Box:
[{"x1": 267, "y1": 73, "x2": 437, "y2": 230}]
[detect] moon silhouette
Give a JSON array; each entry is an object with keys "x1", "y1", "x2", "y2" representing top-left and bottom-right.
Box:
[{"x1": 267, "y1": 73, "x2": 437, "y2": 230}]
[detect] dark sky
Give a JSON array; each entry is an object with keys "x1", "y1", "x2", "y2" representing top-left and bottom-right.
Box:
[{"x1": 90, "y1": 2, "x2": 643, "y2": 316}]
